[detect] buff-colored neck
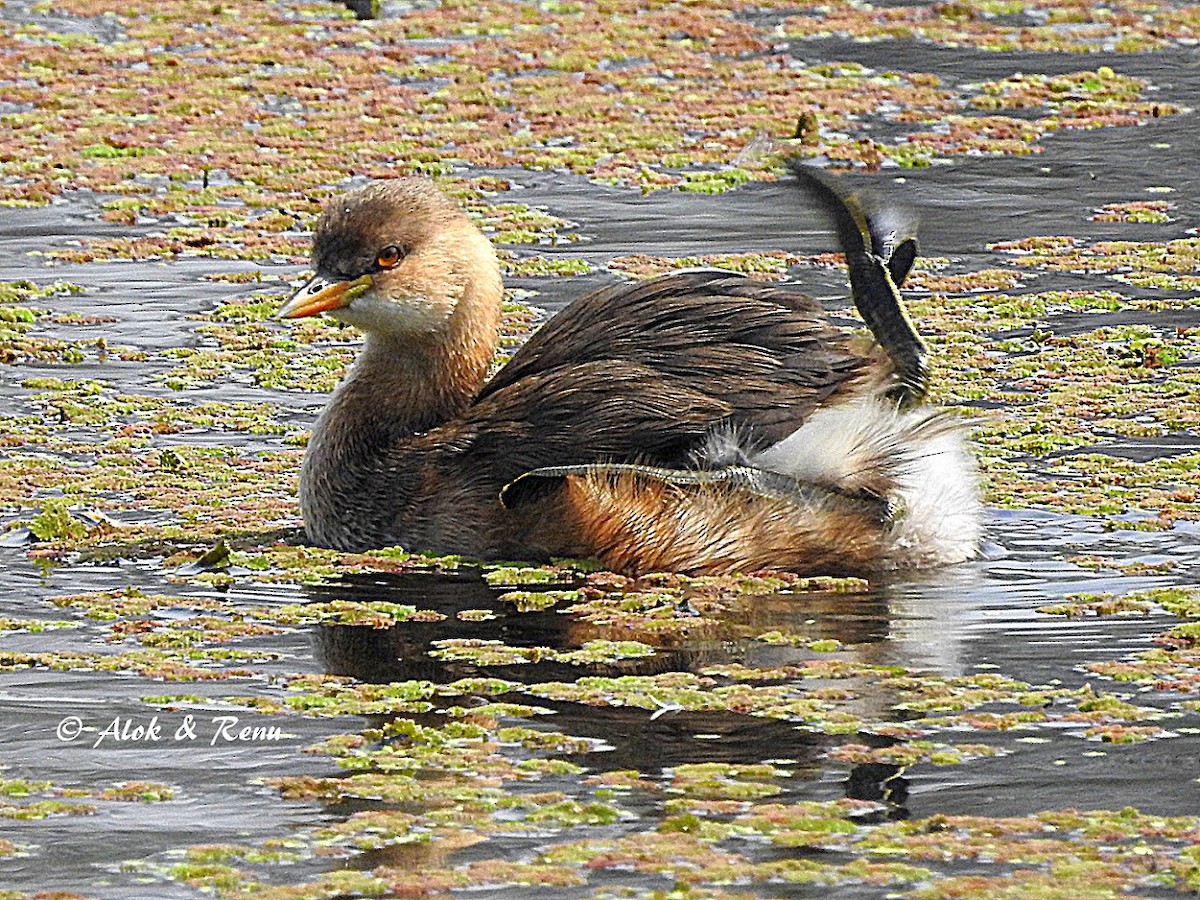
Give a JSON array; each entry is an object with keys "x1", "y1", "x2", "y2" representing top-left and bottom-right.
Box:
[
  {"x1": 322, "y1": 266, "x2": 502, "y2": 447},
  {"x1": 299, "y1": 262, "x2": 502, "y2": 549}
]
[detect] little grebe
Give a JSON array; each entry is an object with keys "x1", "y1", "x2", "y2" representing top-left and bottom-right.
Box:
[{"x1": 279, "y1": 166, "x2": 980, "y2": 575}]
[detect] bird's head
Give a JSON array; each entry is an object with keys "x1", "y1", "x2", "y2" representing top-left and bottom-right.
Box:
[{"x1": 279, "y1": 178, "x2": 498, "y2": 338}]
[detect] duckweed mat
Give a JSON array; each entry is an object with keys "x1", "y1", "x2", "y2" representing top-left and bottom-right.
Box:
[{"x1": 0, "y1": 0, "x2": 1199, "y2": 897}]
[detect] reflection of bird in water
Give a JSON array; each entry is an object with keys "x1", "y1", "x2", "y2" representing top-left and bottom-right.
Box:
[
  {"x1": 309, "y1": 570, "x2": 911, "y2": 811},
  {"x1": 279, "y1": 163, "x2": 980, "y2": 575}
]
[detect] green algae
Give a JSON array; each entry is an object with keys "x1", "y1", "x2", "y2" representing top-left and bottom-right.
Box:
[
  {"x1": 782, "y1": 3, "x2": 1200, "y2": 54},
  {"x1": 887, "y1": 244, "x2": 1200, "y2": 523},
  {"x1": 498, "y1": 589, "x2": 582, "y2": 612},
  {"x1": 0, "y1": 774, "x2": 174, "y2": 824},
  {"x1": 754, "y1": 630, "x2": 844, "y2": 652},
  {"x1": 430, "y1": 637, "x2": 657, "y2": 667},
  {"x1": 609, "y1": 250, "x2": 803, "y2": 281},
  {"x1": 0, "y1": 1, "x2": 1198, "y2": 897},
  {"x1": 0, "y1": 285, "x2": 115, "y2": 364},
  {"x1": 271, "y1": 599, "x2": 443, "y2": 628},
  {"x1": 0, "y1": 0, "x2": 1178, "y2": 249},
  {"x1": 0, "y1": 617, "x2": 79, "y2": 633},
  {"x1": 60, "y1": 601, "x2": 1200, "y2": 900},
  {"x1": 46, "y1": 587, "x2": 450, "y2": 674},
  {"x1": 502, "y1": 255, "x2": 593, "y2": 278},
  {"x1": 666, "y1": 763, "x2": 786, "y2": 801},
  {"x1": 483, "y1": 564, "x2": 578, "y2": 586},
  {"x1": 1039, "y1": 592, "x2": 1155, "y2": 618},
  {"x1": 1092, "y1": 200, "x2": 1175, "y2": 223}
]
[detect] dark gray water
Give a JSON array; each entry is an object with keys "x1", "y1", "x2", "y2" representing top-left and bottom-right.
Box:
[{"x1": 0, "y1": 7, "x2": 1199, "y2": 898}]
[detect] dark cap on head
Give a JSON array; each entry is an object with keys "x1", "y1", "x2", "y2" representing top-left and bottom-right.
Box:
[{"x1": 313, "y1": 178, "x2": 465, "y2": 281}]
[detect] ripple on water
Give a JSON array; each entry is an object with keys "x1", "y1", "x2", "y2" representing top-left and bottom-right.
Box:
[{"x1": 0, "y1": 21, "x2": 1198, "y2": 896}]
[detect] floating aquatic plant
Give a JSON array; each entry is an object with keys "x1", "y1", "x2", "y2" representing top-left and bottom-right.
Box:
[{"x1": 0, "y1": 2, "x2": 1197, "y2": 898}]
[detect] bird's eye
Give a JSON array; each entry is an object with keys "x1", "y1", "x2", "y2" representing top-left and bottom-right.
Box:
[{"x1": 375, "y1": 245, "x2": 404, "y2": 269}]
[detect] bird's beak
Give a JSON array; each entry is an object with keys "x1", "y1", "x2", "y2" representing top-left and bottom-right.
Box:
[{"x1": 277, "y1": 273, "x2": 372, "y2": 319}]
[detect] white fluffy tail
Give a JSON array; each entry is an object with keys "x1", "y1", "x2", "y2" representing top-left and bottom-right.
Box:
[{"x1": 737, "y1": 399, "x2": 981, "y2": 570}]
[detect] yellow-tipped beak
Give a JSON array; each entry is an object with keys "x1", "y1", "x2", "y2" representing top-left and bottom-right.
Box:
[{"x1": 278, "y1": 273, "x2": 372, "y2": 319}]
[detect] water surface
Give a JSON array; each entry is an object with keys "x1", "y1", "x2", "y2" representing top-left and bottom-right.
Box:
[{"x1": 0, "y1": 3, "x2": 1198, "y2": 897}]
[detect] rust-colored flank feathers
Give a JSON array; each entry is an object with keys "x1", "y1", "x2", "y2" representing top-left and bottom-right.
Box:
[{"x1": 279, "y1": 166, "x2": 981, "y2": 576}]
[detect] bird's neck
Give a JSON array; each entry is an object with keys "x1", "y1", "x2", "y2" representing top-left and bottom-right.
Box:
[
  {"x1": 321, "y1": 278, "x2": 502, "y2": 446},
  {"x1": 298, "y1": 226, "x2": 504, "y2": 550}
]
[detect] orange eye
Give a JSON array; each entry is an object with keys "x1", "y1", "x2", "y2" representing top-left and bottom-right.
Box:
[{"x1": 375, "y1": 245, "x2": 403, "y2": 269}]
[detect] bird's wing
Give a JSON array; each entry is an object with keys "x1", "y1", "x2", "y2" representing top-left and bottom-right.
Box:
[{"x1": 465, "y1": 269, "x2": 869, "y2": 475}]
